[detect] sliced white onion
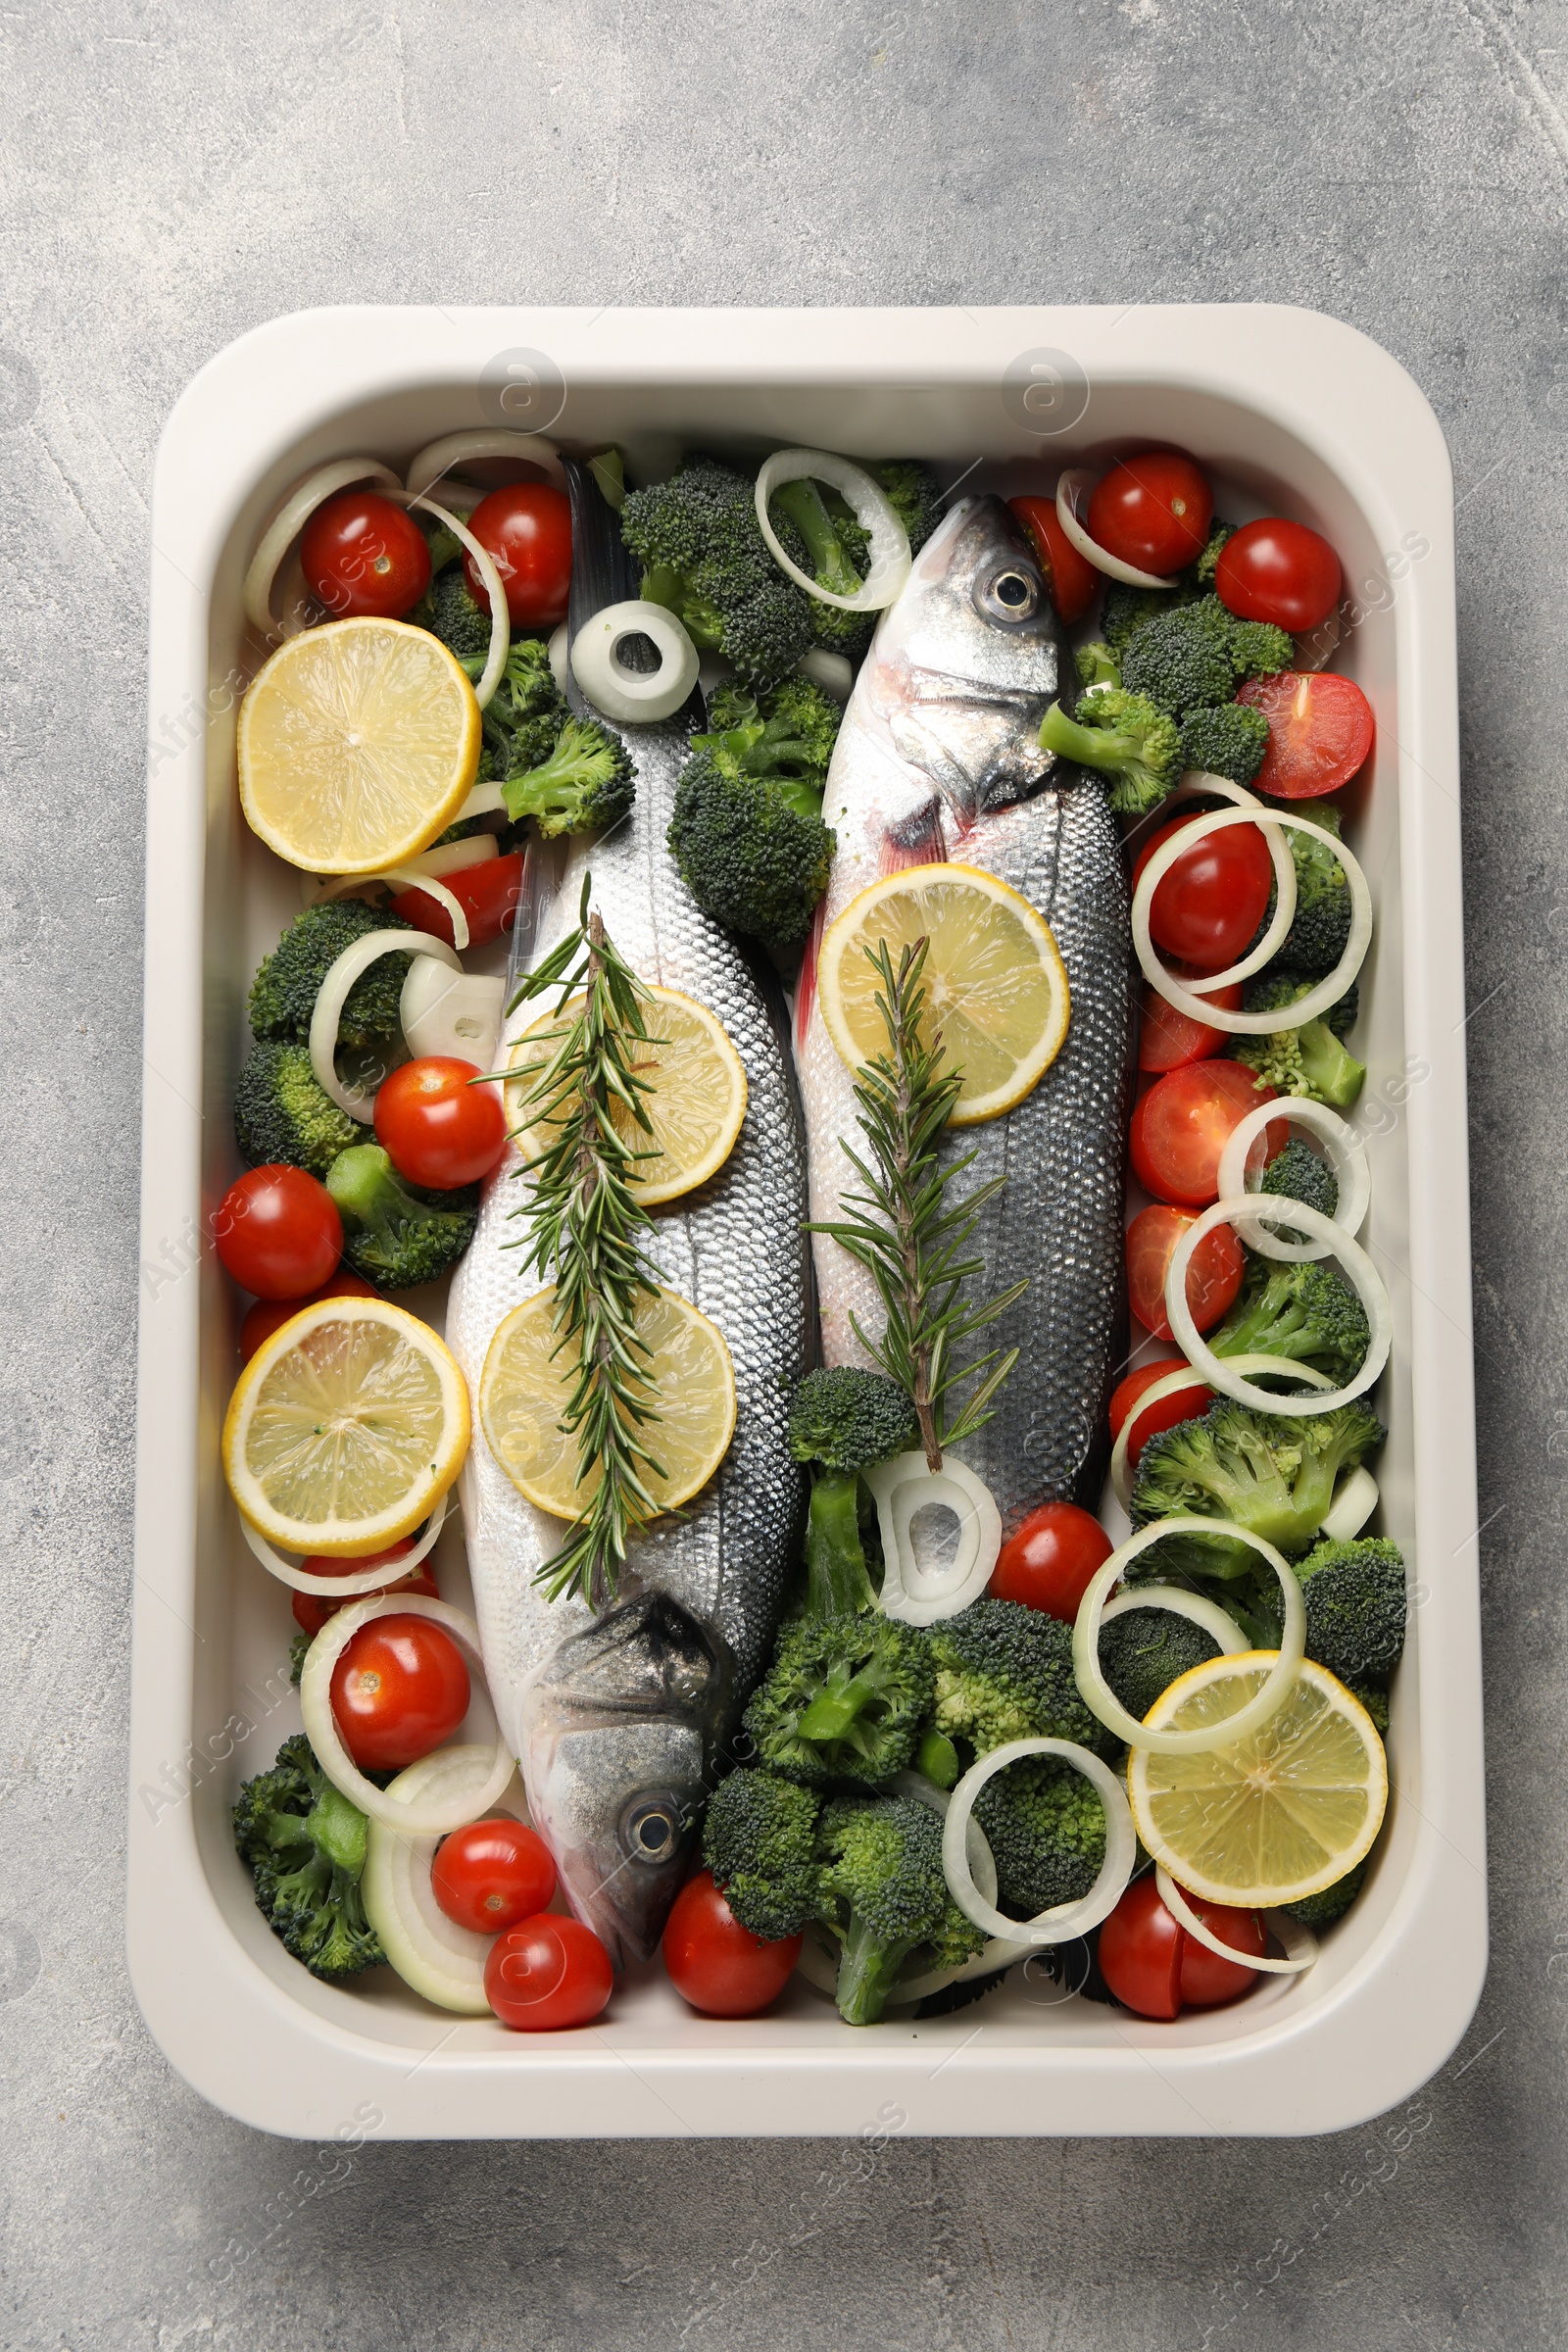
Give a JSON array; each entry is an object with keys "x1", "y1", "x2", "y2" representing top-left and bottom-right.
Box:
[
  {"x1": 1295, "y1": 605, "x2": 1341, "y2": 673},
  {"x1": 796, "y1": 647, "x2": 855, "y2": 702},
  {"x1": 1321, "y1": 1464, "x2": 1379, "y2": 1542},
  {"x1": 1100, "y1": 1582, "x2": 1251, "y2": 1655},
  {"x1": 1054, "y1": 468, "x2": 1179, "y2": 591},
  {"x1": 864, "y1": 1452, "x2": 1003, "y2": 1625},
  {"x1": 1216, "y1": 1098, "x2": 1370, "y2": 1263},
  {"x1": 1155, "y1": 1865, "x2": 1318, "y2": 1977},
  {"x1": 755, "y1": 449, "x2": 911, "y2": 612},
  {"x1": 400, "y1": 961, "x2": 506, "y2": 1071},
  {"x1": 405, "y1": 431, "x2": 564, "y2": 498},
  {"x1": 1165, "y1": 1197, "x2": 1392, "y2": 1416},
  {"x1": 300, "y1": 1593, "x2": 515, "y2": 1834},
  {"x1": 1134, "y1": 808, "x2": 1372, "y2": 1033},
  {"x1": 239, "y1": 1492, "x2": 450, "y2": 1598},
  {"x1": 399, "y1": 490, "x2": 509, "y2": 711},
  {"x1": 363, "y1": 1746, "x2": 518, "y2": 2013},
  {"x1": 547, "y1": 620, "x2": 570, "y2": 696},
  {"x1": 458, "y1": 778, "x2": 509, "y2": 821},
  {"x1": 1073, "y1": 1520, "x2": 1306, "y2": 1754},
  {"x1": 943, "y1": 1739, "x2": 1137, "y2": 1946},
  {"x1": 1108, "y1": 1356, "x2": 1332, "y2": 1507},
  {"x1": 242, "y1": 458, "x2": 401, "y2": 637},
  {"x1": 570, "y1": 600, "x2": 699, "y2": 722},
  {"x1": 309, "y1": 929, "x2": 462, "y2": 1121}
]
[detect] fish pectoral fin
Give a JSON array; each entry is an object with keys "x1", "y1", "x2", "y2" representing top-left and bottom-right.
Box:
[{"x1": 888, "y1": 710, "x2": 978, "y2": 815}]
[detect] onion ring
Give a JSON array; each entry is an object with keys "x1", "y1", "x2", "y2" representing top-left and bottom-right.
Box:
[
  {"x1": 405, "y1": 431, "x2": 565, "y2": 498},
  {"x1": 238, "y1": 1492, "x2": 450, "y2": 1597},
  {"x1": 1216, "y1": 1098, "x2": 1370, "y2": 1263},
  {"x1": 796, "y1": 647, "x2": 855, "y2": 703},
  {"x1": 570, "y1": 599, "x2": 700, "y2": 722},
  {"x1": 393, "y1": 489, "x2": 510, "y2": 710},
  {"x1": 362, "y1": 1746, "x2": 519, "y2": 2013},
  {"x1": 309, "y1": 929, "x2": 462, "y2": 1121},
  {"x1": 242, "y1": 457, "x2": 401, "y2": 638},
  {"x1": 1155, "y1": 1865, "x2": 1319, "y2": 1977},
  {"x1": 1054, "y1": 468, "x2": 1180, "y2": 591},
  {"x1": 1164, "y1": 1197, "x2": 1392, "y2": 1415},
  {"x1": 1100, "y1": 1582, "x2": 1251, "y2": 1655},
  {"x1": 1108, "y1": 1356, "x2": 1332, "y2": 1506},
  {"x1": 547, "y1": 619, "x2": 570, "y2": 696},
  {"x1": 1131, "y1": 777, "x2": 1297, "y2": 996},
  {"x1": 1320, "y1": 1464, "x2": 1379, "y2": 1542},
  {"x1": 864, "y1": 1452, "x2": 1003, "y2": 1625},
  {"x1": 755, "y1": 449, "x2": 911, "y2": 612},
  {"x1": 943, "y1": 1738, "x2": 1137, "y2": 1945},
  {"x1": 1072, "y1": 1520, "x2": 1306, "y2": 1753},
  {"x1": 299, "y1": 1593, "x2": 515, "y2": 1835}
]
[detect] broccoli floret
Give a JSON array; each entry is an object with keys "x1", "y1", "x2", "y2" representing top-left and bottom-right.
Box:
[
  {"x1": 744, "y1": 1615, "x2": 934, "y2": 1787},
  {"x1": 410, "y1": 564, "x2": 492, "y2": 664},
  {"x1": 1260, "y1": 1136, "x2": 1340, "y2": 1222},
  {"x1": 1232, "y1": 970, "x2": 1366, "y2": 1107},
  {"x1": 1270, "y1": 801, "x2": 1353, "y2": 974},
  {"x1": 502, "y1": 715, "x2": 636, "y2": 838},
  {"x1": 1195, "y1": 520, "x2": 1237, "y2": 584},
  {"x1": 1102, "y1": 581, "x2": 1186, "y2": 657},
  {"x1": 703, "y1": 1769, "x2": 823, "y2": 1944},
  {"x1": 972, "y1": 1755, "x2": 1107, "y2": 1919},
  {"x1": 1210, "y1": 1255, "x2": 1371, "y2": 1386},
  {"x1": 666, "y1": 748, "x2": 835, "y2": 950},
  {"x1": 1097, "y1": 1606, "x2": 1222, "y2": 1722},
  {"x1": 1295, "y1": 1536, "x2": 1407, "y2": 1680},
  {"x1": 817, "y1": 1792, "x2": 984, "y2": 2025},
  {"x1": 483, "y1": 636, "x2": 568, "y2": 777},
  {"x1": 705, "y1": 675, "x2": 842, "y2": 808},
  {"x1": 621, "y1": 455, "x2": 816, "y2": 689},
  {"x1": 928, "y1": 1597, "x2": 1107, "y2": 1759},
  {"x1": 789, "y1": 1366, "x2": 918, "y2": 1618},
  {"x1": 325, "y1": 1144, "x2": 477, "y2": 1290},
  {"x1": 249, "y1": 902, "x2": 417, "y2": 1053},
  {"x1": 1074, "y1": 642, "x2": 1122, "y2": 691},
  {"x1": 1348, "y1": 1676, "x2": 1391, "y2": 1736},
  {"x1": 1283, "y1": 1858, "x2": 1366, "y2": 1928},
  {"x1": 1120, "y1": 599, "x2": 1239, "y2": 716},
  {"x1": 234, "y1": 1040, "x2": 363, "y2": 1179},
  {"x1": 1229, "y1": 617, "x2": 1295, "y2": 679},
  {"x1": 871, "y1": 461, "x2": 944, "y2": 557},
  {"x1": 766, "y1": 476, "x2": 876, "y2": 663},
  {"x1": 1130, "y1": 1397, "x2": 1385, "y2": 1581},
  {"x1": 232, "y1": 1734, "x2": 383, "y2": 1980},
  {"x1": 1039, "y1": 687, "x2": 1180, "y2": 815},
  {"x1": 1177, "y1": 701, "x2": 1270, "y2": 785}
]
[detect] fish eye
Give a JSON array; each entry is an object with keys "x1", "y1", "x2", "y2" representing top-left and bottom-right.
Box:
[
  {"x1": 619, "y1": 1790, "x2": 685, "y2": 1866},
  {"x1": 978, "y1": 565, "x2": 1042, "y2": 621}
]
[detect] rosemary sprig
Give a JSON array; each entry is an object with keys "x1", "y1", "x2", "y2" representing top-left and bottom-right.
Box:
[
  {"x1": 806, "y1": 938, "x2": 1027, "y2": 1471},
  {"x1": 507, "y1": 877, "x2": 668, "y2": 1607}
]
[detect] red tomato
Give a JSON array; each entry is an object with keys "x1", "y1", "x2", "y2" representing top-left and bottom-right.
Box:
[
  {"x1": 1138, "y1": 969, "x2": 1243, "y2": 1073},
  {"x1": 300, "y1": 490, "x2": 431, "y2": 620},
  {"x1": 1130, "y1": 1062, "x2": 1282, "y2": 1209},
  {"x1": 1132, "y1": 815, "x2": 1273, "y2": 972},
  {"x1": 485, "y1": 1915, "x2": 614, "y2": 2031},
  {"x1": 1006, "y1": 495, "x2": 1098, "y2": 624},
  {"x1": 238, "y1": 1271, "x2": 379, "y2": 1362},
  {"x1": 1098, "y1": 1876, "x2": 1185, "y2": 2019},
  {"x1": 662, "y1": 1870, "x2": 803, "y2": 2017},
  {"x1": 1177, "y1": 1897, "x2": 1266, "y2": 2008},
  {"x1": 989, "y1": 1502, "x2": 1112, "y2": 1622},
  {"x1": 389, "y1": 851, "x2": 525, "y2": 950},
  {"x1": 1108, "y1": 1360, "x2": 1216, "y2": 1471},
  {"x1": 1215, "y1": 518, "x2": 1341, "y2": 634},
  {"x1": 432, "y1": 1819, "x2": 558, "y2": 1934},
  {"x1": 290, "y1": 1538, "x2": 437, "y2": 1638},
  {"x1": 1087, "y1": 452, "x2": 1213, "y2": 575},
  {"x1": 374, "y1": 1057, "x2": 508, "y2": 1190},
  {"x1": 1127, "y1": 1206, "x2": 1245, "y2": 1340},
  {"x1": 215, "y1": 1165, "x2": 341, "y2": 1300},
  {"x1": 329, "y1": 1614, "x2": 470, "y2": 1771},
  {"x1": 1238, "y1": 671, "x2": 1375, "y2": 800},
  {"x1": 465, "y1": 482, "x2": 572, "y2": 627}
]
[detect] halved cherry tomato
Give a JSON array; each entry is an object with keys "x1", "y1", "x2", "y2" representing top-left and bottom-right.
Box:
[
  {"x1": 329, "y1": 1613, "x2": 470, "y2": 1771},
  {"x1": 290, "y1": 1537, "x2": 437, "y2": 1638},
  {"x1": 1098, "y1": 1876, "x2": 1184, "y2": 2019},
  {"x1": 238, "y1": 1271, "x2": 379, "y2": 1362},
  {"x1": 1138, "y1": 969, "x2": 1244, "y2": 1073},
  {"x1": 1238, "y1": 670, "x2": 1374, "y2": 800},
  {"x1": 1131, "y1": 815, "x2": 1273, "y2": 973},
  {"x1": 374, "y1": 1056, "x2": 508, "y2": 1190},
  {"x1": 214, "y1": 1165, "x2": 342, "y2": 1300},
  {"x1": 1177, "y1": 1897, "x2": 1266, "y2": 2008},
  {"x1": 1127, "y1": 1205, "x2": 1245, "y2": 1340},
  {"x1": 662, "y1": 1870, "x2": 803, "y2": 2017},
  {"x1": 432, "y1": 1819, "x2": 558, "y2": 1934},
  {"x1": 301, "y1": 490, "x2": 431, "y2": 620},
  {"x1": 1130, "y1": 1062, "x2": 1282, "y2": 1209},
  {"x1": 1216, "y1": 518, "x2": 1341, "y2": 634},
  {"x1": 465, "y1": 482, "x2": 572, "y2": 627},
  {"x1": 1087, "y1": 452, "x2": 1213, "y2": 576},
  {"x1": 1006, "y1": 494, "x2": 1098, "y2": 624},
  {"x1": 486, "y1": 1916, "x2": 614, "y2": 2031},
  {"x1": 1108, "y1": 1359, "x2": 1216, "y2": 1472},
  {"x1": 390, "y1": 851, "x2": 525, "y2": 950},
  {"x1": 989, "y1": 1501, "x2": 1112, "y2": 1622}
]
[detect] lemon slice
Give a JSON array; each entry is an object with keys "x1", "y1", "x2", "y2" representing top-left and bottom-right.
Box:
[
  {"x1": 479, "y1": 1284, "x2": 735, "y2": 1520},
  {"x1": 237, "y1": 616, "x2": 481, "y2": 874},
  {"x1": 816, "y1": 862, "x2": 1070, "y2": 1124},
  {"x1": 222, "y1": 1298, "x2": 470, "y2": 1557},
  {"x1": 1126, "y1": 1652, "x2": 1389, "y2": 1907}
]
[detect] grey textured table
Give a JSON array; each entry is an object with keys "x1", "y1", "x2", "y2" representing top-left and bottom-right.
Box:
[{"x1": 2, "y1": 2, "x2": 1562, "y2": 2344}]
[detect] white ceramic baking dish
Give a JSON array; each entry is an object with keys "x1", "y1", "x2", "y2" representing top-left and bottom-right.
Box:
[{"x1": 129, "y1": 305, "x2": 1482, "y2": 2139}]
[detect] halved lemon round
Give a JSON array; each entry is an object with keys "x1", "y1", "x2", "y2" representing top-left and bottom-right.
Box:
[
  {"x1": 479, "y1": 1284, "x2": 736, "y2": 1520},
  {"x1": 816, "y1": 862, "x2": 1069, "y2": 1124},
  {"x1": 222, "y1": 1298, "x2": 470, "y2": 1556},
  {"x1": 505, "y1": 988, "x2": 747, "y2": 1206},
  {"x1": 237, "y1": 616, "x2": 481, "y2": 874},
  {"x1": 1126, "y1": 1652, "x2": 1389, "y2": 1908}
]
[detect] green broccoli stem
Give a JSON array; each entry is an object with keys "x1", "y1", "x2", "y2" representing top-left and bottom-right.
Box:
[
  {"x1": 1298, "y1": 1020, "x2": 1366, "y2": 1106},
  {"x1": 310, "y1": 1780, "x2": 369, "y2": 1876},
  {"x1": 770, "y1": 479, "x2": 861, "y2": 595},
  {"x1": 805, "y1": 1470, "x2": 878, "y2": 1619},
  {"x1": 916, "y1": 1729, "x2": 960, "y2": 1789},
  {"x1": 1038, "y1": 702, "x2": 1136, "y2": 775},
  {"x1": 835, "y1": 1916, "x2": 918, "y2": 2027}
]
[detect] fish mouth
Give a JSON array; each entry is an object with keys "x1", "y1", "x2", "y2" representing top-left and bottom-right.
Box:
[{"x1": 517, "y1": 1592, "x2": 734, "y2": 1969}]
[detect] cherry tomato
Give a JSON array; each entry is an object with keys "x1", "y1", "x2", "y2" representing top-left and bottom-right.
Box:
[
  {"x1": 1238, "y1": 671, "x2": 1375, "y2": 800},
  {"x1": 374, "y1": 1057, "x2": 508, "y2": 1190},
  {"x1": 214, "y1": 1165, "x2": 341, "y2": 1300},
  {"x1": 662, "y1": 1870, "x2": 804, "y2": 2017},
  {"x1": 1108, "y1": 1359, "x2": 1216, "y2": 1473},
  {"x1": 464, "y1": 482, "x2": 572, "y2": 627},
  {"x1": 1127, "y1": 1205, "x2": 1245, "y2": 1340},
  {"x1": 1006, "y1": 495, "x2": 1098, "y2": 624},
  {"x1": 390, "y1": 851, "x2": 525, "y2": 950},
  {"x1": 290, "y1": 1538, "x2": 438, "y2": 1638},
  {"x1": 1177, "y1": 1896, "x2": 1266, "y2": 2008},
  {"x1": 1132, "y1": 815, "x2": 1273, "y2": 972},
  {"x1": 432, "y1": 1819, "x2": 558, "y2": 1934},
  {"x1": 300, "y1": 490, "x2": 431, "y2": 620},
  {"x1": 989, "y1": 1501, "x2": 1113, "y2": 1622},
  {"x1": 485, "y1": 1915, "x2": 614, "y2": 2031},
  {"x1": 1087, "y1": 452, "x2": 1213, "y2": 576},
  {"x1": 1098, "y1": 1876, "x2": 1185, "y2": 2019},
  {"x1": 1138, "y1": 969, "x2": 1243, "y2": 1073},
  {"x1": 238, "y1": 1271, "x2": 379, "y2": 1363},
  {"x1": 329, "y1": 1613, "x2": 470, "y2": 1771},
  {"x1": 1131, "y1": 1062, "x2": 1282, "y2": 1209},
  {"x1": 1215, "y1": 517, "x2": 1341, "y2": 634}
]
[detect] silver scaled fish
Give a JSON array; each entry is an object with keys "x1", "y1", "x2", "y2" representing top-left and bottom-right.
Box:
[{"x1": 794, "y1": 495, "x2": 1133, "y2": 1526}]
